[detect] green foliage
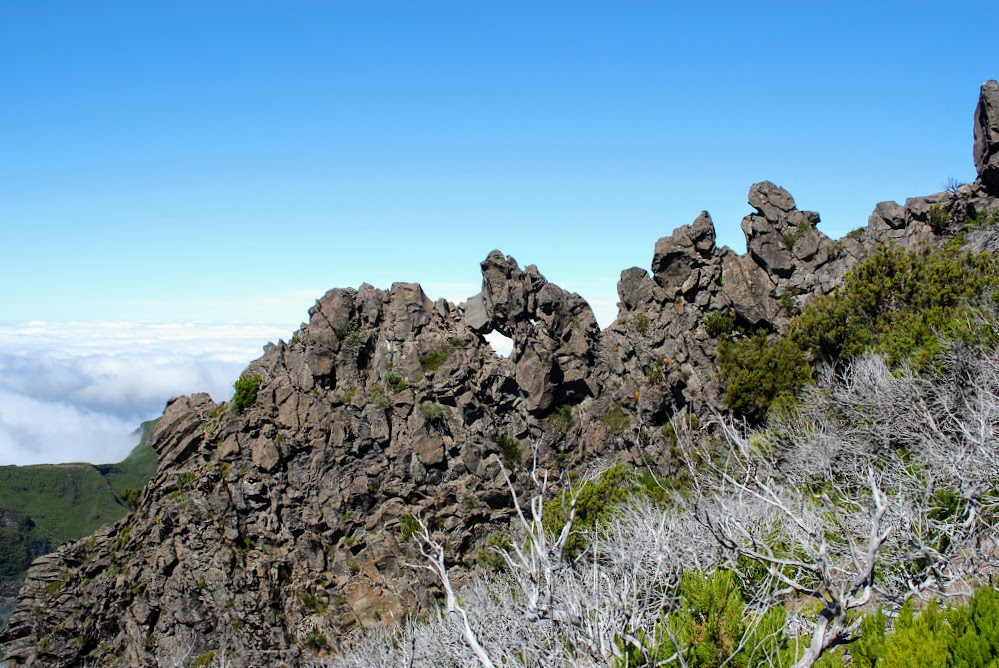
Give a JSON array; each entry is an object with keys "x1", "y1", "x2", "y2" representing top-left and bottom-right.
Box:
[
  {"x1": 382, "y1": 369, "x2": 408, "y2": 393},
  {"x1": 704, "y1": 309, "x2": 736, "y2": 338},
  {"x1": 600, "y1": 404, "x2": 630, "y2": 434},
  {"x1": 633, "y1": 314, "x2": 651, "y2": 335},
  {"x1": 542, "y1": 465, "x2": 669, "y2": 560},
  {"x1": 231, "y1": 374, "x2": 264, "y2": 412},
  {"x1": 475, "y1": 531, "x2": 512, "y2": 570},
  {"x1": 789, "y1": 244, "x2": 999, "y2": 370},
  {"x1": 643, "y1": 356, "x2": 671, "y2": 389},
  {"x1": 616, "y1": 570, "x2": 791, "y2": 668},
  {"x1": 419, "y1": 350, "x2": 450, "y2": 373},
  {"x1": 175, "y1": 471, "x2": 196, "y2": 493},
  {"x1": 548, "y1": 404, "x2": 576, "y2": 435},
  {"x1": 399, "y1": 514, "x2": 421, "y2": 541},
  {"x1": 192, "y1": 652, "x2": 217, "y2": 667},
  {"x1": 369, "y1": 385, "x2": 391, "y2": 410},
  {"x1": 118, "y1": 487, "x2": 141, "y2": 510},
  {"x1": 817, "y1": 588, "x2": 999, "y2": 668},
  {"x1": 967, "y1": 207, "x2": 999, "y2": 228},
  {"x1": 298, "y1": 589, "x2": 328, "y2": 614},
  {"x1": 338, "y1": 320, "x2": 364, "y2": 349},
  {"x1": 304, "y1": 628, "x2": 330, "y2": 651},
  {"x1": 930, "y1": 204, "x2": 950, "y2": 234},
  {"x1": 718, "y1": 333, "x2": 812, "y2": 423},
  {"x1": 718, "y1": 244, "x2": 999, "y2": 422},
  {"x1": 417, "y1": 401, "x2": 445, "y2": 423},
  {"x1": 781, "y1": 224, "x2": 805, "y2": 251},
  {"x1": 497, "y1": 431, "x2": 521, "y2": 468}
]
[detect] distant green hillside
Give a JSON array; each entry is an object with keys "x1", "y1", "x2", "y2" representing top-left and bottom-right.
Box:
[{"x1": 0, "y1": 420, "x2": 158, "y2": 629}]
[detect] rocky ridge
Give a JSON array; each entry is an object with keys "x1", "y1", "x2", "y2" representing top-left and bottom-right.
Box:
[{"x1": 3, "y1": 80, "x2": 999, "y2": 667}]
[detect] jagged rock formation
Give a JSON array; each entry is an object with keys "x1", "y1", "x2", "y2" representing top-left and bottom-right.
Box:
[
  {"x1": 4, "y1": 82, "x2": 999, "y2": 667},
  {"x1": 976, "y1": 79, "x2": 999, "y2": 193}
]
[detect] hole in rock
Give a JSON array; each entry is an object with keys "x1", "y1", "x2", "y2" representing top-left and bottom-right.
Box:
[{"x1": 485, "y1": 331, "x2": 514, "y2": 358}]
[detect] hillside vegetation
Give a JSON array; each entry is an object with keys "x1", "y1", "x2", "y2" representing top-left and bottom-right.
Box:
[{"x1": 0, "y1": 421, "x2": 157, "y2": 629}]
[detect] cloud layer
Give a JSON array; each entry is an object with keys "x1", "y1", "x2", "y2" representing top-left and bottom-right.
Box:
[{"x1": 0, "y1": 321, "x2": 290, "y2": 466}]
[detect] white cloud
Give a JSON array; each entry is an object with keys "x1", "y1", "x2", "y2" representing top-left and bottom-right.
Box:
[{"x1": 0, "y1": 321, "x2": 290, "y2": 466}]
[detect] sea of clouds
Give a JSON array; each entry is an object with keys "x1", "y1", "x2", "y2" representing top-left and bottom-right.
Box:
[
  {"x1": 0, "y1": 283, "x2": 608, "y2": 467},
  {"x1": 0, "y1": 321, "x2": 291, "y2": 466}
]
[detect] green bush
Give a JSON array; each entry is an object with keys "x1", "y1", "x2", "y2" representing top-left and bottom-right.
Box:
[
  {"x1": 703, "y1": 309, "x2": 736, "y2": 338},
  {"x1": 399, "y1": 514, "x2": 421, "y2": 540},
  {"x1": 717, "y1": 333, "x2": 812, "y2": 423},
  {"x1": 419, "y1": 350, "x2": 451, "y2": 373},
  {"x1": 497, "y1": 431, "x2": 521, "y2": 469},
  {"x1": 118, "y1": 487, "x2": 141, "y2": 510},
  {"x1": 600, "y1": 404, "x2": 630, "y2": 434},
  {"x1": 542, "y1": 465, "x2": 670, "y2": 560},
  {"x1": 929, "y1": 204, "x2": 950, "y2": 234},
  {"x1": 417, "y1": 401, "x2": 444, "y2": 423},
  {"x1": 548, "y1": 404, "x2": 576, "y2": 435},
  {"x1": 615, "y1": 570, "x2": 792, "y2": 667},
  {"x1": 232, "y1": 374, "x2": 264, "y2": 412},
  {"x1": 718, "y1": 243, "x2": 999, "y2": 422},
  {"x1": 816, "y1": 587, "x2": 999, "y2": 668},
  {"x1": 382, "y1": 369, "x2": 408, "y2": 393},
  {"x1": 789, "y1": 243, "x2": 999, "y2": 370}
]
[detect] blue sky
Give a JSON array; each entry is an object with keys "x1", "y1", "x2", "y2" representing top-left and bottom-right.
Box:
[{"x1": 0, "y1": 1, "x2": 994, "y2": 464}]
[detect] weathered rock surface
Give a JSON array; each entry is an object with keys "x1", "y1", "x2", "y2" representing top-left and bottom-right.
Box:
[
  {"x1": 4, "y1": 83, "x2": 999, "y2": 668},
  {"x1": 975, "y1": 79, "x2": 999, "y2": 193}
]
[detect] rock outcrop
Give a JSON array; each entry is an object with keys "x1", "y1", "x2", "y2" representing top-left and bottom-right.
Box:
[
  {"x1": 4, "y1": 82, "x2": 999, "y2": 667},
  {"x1": 975, "y1": 79, "x2": 999, "y2": 193}
]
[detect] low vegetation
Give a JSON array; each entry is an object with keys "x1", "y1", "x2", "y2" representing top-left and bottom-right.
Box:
[
  {"x1": 0, "y1": 423, "x2": 158, "y2": 630},
  {"x1": 719, "y1": 241, "x2": 999, "y2": 422},
  {"x1": 231, "y1": 374, "x2": 265, "y2": 412},
  {"x1": 329, "y1": 346, "x2": 999, "y2": 668}
]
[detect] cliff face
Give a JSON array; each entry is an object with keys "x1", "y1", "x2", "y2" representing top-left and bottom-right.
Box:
[{"x1": 3, "y1": 80, "x2": 999, "y2": 667}]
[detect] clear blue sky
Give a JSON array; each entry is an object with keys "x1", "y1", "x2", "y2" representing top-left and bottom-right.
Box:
[{"x1": 2, "y1": 1, "x2": 994, "y2": 329}]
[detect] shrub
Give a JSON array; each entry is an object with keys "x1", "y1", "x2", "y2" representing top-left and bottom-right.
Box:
[
  {"x1": 717, "y1": 333, "x2": 812, "y2": 423},
  {"x1": 496, "y1": 431, "x2": 521, "y2": 468},
  {"x1": 541, "y1": 465, "x2": 671, "y2": 561},
  {"x1": 399, "y1": 514, "x2": 421, "y2": 541},
  {"x1": 643, "y1": 356, "x2": 670, "y2": 387},
  {"x1": 632, "y1": 314, "x2": 651, "y2": 335},
  {"x1": 929, "y1": 204, "x2": 950, "y2": 234},
  {"x1": 703, "y1": 309, "x2": 736, "y2": 338},
  {"x1": 475, "y1": 531, "x2": 513, "y2": 570},
  {"x1": 419, "y1": 350, "x2": 451, "y2": 374},
  {"x1": 618, "y1": 570, "x2": 791, "y2": 667},
  {"x1": 417, "y1": 401, "x2": 444, "y2": 423},
  {"x1": 231, "y1": 374, "x2": 264, "y2": 412},
  {"x1": 548, "y1": 404, "x2": 575, "y2": 435},
  {"x1": 789, "y1": 243, "x2": 999, "y2": 370},
  {"x1": 600, "y1": 404, "x2": 630, "y2": 434},
  {"x1": 382, "y1": 369, "x2": 408, "y2": 393},
  {"x1": 338, "y1": 321, "x2": 363, "y2": 349},
  {"x1": 816, "y1": 588, "x2": 999, "y2": 668},
  {"x1": 118, "y1": 487, "x2": 141, "y2": 510}
]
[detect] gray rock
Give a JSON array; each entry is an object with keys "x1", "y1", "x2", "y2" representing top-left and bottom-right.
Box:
[{"x1": 975, "y1": 79, "x2": 999, "y2": 193}]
